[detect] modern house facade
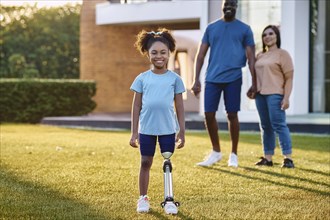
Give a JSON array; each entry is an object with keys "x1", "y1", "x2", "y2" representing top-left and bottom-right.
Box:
[{"x1": 80, "y1": 0, "x2": 329, "y2": 122}]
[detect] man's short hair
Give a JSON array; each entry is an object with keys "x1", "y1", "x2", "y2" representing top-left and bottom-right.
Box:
[{"x1": 224, "y1": 0, "x2": 238, "y2": 6}]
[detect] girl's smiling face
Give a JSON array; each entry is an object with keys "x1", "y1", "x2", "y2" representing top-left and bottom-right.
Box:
[
  {"x1": 148, "y1": 41, "x2": 169, "y2": 73},
  {"x1": 262, "y1": 28, "x2": 278, "y2": 49}
]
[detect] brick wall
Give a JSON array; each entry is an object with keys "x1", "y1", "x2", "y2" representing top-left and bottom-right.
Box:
[
  {"x1": 80, "y1": 0, "x2": 199, "y2": 113},
  {"x1": 80, "y1": 0, "x2": 151, "y2": 113}
]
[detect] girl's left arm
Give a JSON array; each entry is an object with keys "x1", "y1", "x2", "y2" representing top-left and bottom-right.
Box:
[{"x1": 174, "y1": 93, "x2": 185, "y2": 148}]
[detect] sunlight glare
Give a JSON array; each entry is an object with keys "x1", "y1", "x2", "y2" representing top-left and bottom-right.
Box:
[{"x1": 1, "y1": 0, "x2": 82, "y2": 8}]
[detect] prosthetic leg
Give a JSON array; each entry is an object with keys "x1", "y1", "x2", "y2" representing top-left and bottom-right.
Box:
[{"x1": 161, "y1": 152, "x2": 180, "y2": 214}]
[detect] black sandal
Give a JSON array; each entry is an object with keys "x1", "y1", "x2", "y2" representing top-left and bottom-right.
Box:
[
  {"x1": 255, "y1": 157, "x2": 273, "y2": 166},
  {"x1": 281, "y1": 158, "x2": 295, "y2": 168}
]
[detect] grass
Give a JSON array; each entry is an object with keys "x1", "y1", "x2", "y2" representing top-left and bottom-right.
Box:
[{"x1": 0, "y1": 124, "x2": 329, "y2": 220}]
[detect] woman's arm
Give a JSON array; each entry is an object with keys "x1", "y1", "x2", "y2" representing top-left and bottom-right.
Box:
[{"x1": 282, "y1": 70, "x2": 294, "y2": 110}]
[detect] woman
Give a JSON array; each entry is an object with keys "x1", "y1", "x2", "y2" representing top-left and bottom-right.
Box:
[{"x1": 248, "y1": 25, "x2": 294, "y2": 168}]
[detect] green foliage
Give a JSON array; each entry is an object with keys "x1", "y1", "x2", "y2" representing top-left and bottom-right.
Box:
[
  {"x1": 0, "y1": 4, "x2": 81, "y2": 79},
  {"x1": 0, "y1": 79, "x2": 96, "y2": 123},
  {"x1": 23, "y1": 64, "x2": 40, "y2": 78},
  {"x1": 1, "y1": 125, "x2": 330, "y2": 219},
  {"x1": 8, "y1": 53, "x2": 26, "y2": 77},
  {"x1": 7, "y1": 53, "x2": 40, "y2": 78}
]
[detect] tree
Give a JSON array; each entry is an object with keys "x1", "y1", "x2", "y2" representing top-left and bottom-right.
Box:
[
  {"x1": 0, "y1": 4, "x2": 81, "y2": 79},
  {"x1": 8, "y1": 53, "x2": 26, "y2": 77}
]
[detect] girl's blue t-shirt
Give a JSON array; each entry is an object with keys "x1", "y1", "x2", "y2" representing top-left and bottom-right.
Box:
[
  {"x1": 130, "y1": 70, "x2": 186, "y2": 135},
  {"x1": 202, "y1": 19, "x2": 255, "y2": 83}
]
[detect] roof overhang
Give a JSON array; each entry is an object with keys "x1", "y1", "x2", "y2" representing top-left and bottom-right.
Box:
[{"x1": 96, "y1": 1, "x2": 205, "y2": 27}]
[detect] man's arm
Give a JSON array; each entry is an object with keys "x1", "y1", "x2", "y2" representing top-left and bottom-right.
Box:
[
  {"x1": 191, "y1": 43, "x2": 209, "y2": 97},
  {"x1": 246, "y1": 45, "x2": 257, "y2": 99}
]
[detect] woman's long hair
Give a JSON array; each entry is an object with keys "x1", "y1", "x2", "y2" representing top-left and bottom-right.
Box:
[{"x1": 262, "y1": 25, "x2": 281, "y2": 52}]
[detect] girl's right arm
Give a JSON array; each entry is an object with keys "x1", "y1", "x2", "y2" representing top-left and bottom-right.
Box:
[{"x1": 130, "y1": 92, "x2": 142, "y2": 148}]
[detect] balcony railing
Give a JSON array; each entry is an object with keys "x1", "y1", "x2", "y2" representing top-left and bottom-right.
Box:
[{"x1": 107, "y1": 0, "x2": 171, "y2": 4}]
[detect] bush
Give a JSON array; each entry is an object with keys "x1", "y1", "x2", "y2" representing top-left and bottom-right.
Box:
[{"x1": 0, "y1": 79, "x2": 96, "y2": 123}]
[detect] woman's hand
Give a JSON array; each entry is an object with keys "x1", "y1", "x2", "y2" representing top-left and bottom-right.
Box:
[{"x1": 281, "y1": 98, "x2": 290, "y2": 110}]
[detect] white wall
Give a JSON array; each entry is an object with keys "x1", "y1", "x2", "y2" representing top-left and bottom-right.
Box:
[
  {"x1": 96, "y1": 1, "x2": 204, "y2": 25},
  {"x1": 281, "y1": 0, "x2": 310, "y2": 115}
]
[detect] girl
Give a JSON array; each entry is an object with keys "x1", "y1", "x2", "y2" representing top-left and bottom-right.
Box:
[{"x1": 129, "y1": 28, "x2": 185, "y2": 214}]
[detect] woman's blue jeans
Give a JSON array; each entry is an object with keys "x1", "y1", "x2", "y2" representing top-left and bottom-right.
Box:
[{"x1": 255, "y1": 94, "x2": 292, "y2": 155}]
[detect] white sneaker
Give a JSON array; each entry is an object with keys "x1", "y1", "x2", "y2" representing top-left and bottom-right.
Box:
[
  {"x1": 228, "y1": 153, "x2": 238, "y2": 167},
  {"x1": 196, "y1": 151, "x2": 222, "y2": 166},
  {"x1": 137, "y1": 195, "x2": 150, "y2": 213},
  {"x1": 164, "y1": 202, "x2": 178, "y2": 215}
]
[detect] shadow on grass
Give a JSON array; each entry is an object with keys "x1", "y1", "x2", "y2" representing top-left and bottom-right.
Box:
[
  {"x1": 177, "y1": 212, "x2": 195, "y2": 220},
  {"x1": 202, "y1": 166, "x2": 330, "y2": 196},
  {"x1": 296, "y1": 167, "x2": 330, "y2": 176},
  {"x1": 0, "y1": 167, "x2": 109, "y2": 219},
  {"x1": 243, "y1": 166, "x2": 330, "y2": 188},
  {"x1": 148, "y1": 206, "x2": 194, "y2": 220}
]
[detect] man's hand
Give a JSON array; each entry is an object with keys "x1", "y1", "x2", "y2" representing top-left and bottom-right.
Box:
[
  {"x1": 246, "y1": 85, "x2": 257, "y2": 99},
  {"x1": 191, "y1": 80, "x2": 201, "y2": 98}
]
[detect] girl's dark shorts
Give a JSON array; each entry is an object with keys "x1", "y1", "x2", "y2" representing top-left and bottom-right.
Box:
[{"x1": 139, "y1": 133, "x2": 175, "y2": 156}]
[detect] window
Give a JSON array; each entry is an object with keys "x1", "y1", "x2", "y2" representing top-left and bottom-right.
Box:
[
  {"x1": 238, "y1": 0, "x2": 281, "y2": 111},
  {"x1": 310, "y1": 0, "x2": 329, "y2": 112}
]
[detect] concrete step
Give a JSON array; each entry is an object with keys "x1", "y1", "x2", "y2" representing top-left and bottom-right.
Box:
[{"x1": 41, "y1": 113, "x2": 330, "y2": 134}]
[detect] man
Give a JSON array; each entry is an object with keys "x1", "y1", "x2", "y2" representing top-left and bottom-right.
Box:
[{"x1": 191, "y1": 0, "x2": 256, "y2": 167}]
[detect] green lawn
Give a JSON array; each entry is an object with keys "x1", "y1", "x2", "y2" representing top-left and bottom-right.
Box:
[{"x1": 1, "y1": 124, "x2": 329, "y2": 220}]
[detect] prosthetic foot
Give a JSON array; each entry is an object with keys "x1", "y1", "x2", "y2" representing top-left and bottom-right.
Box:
[{"x1": 160, "y1": 152, "x2": 180, "y2": 215}]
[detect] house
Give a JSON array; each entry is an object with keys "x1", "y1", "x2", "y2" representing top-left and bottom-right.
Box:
[{"x1": 80, "y1": 0, "x2": 329, "y2": 123}]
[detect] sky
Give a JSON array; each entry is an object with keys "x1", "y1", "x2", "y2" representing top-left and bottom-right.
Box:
[{"x1": 1, "y1": 0, "x2": 82, "y2": 8}]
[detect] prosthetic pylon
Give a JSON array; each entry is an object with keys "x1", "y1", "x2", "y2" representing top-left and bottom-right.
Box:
[{"x1": 160, "y1": 152, "x2": 180, "y2": 209}]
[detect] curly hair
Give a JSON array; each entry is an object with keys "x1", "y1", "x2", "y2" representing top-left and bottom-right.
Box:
[{"x1": 134, "y1": 28, "x2": 176, "y2": 56}]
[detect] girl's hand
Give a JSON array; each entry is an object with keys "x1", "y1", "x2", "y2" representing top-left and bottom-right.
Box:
[
  {"x1": 175, "y1": 131, "x2": 185, "y2": 149},
  {"x1": 129, "y1": 133, "x2": 139, "y2": 148},
  {"x1": 281, "y1": 98, "x2": 290, "y2": 110}
]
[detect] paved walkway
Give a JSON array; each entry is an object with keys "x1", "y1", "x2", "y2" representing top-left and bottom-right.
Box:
[{"x1": 42, "y1": 112, "x2": 330, "y2": 134}]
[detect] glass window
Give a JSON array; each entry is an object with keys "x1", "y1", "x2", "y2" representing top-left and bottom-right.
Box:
[
  {"x1": 238, "y1": 0, "x2": 281, "y2": 111},
  {"x1": 310, "y1": 0, "x2": 329, "y2": 112}
]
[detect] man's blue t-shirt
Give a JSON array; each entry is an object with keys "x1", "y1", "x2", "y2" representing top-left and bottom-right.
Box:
[
  {"x1": 202, "y1": 19, "x2": 255, "y2": 83},
  {"x1": 130, "y1": 70, "x2": 186, "y2": 136}
]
